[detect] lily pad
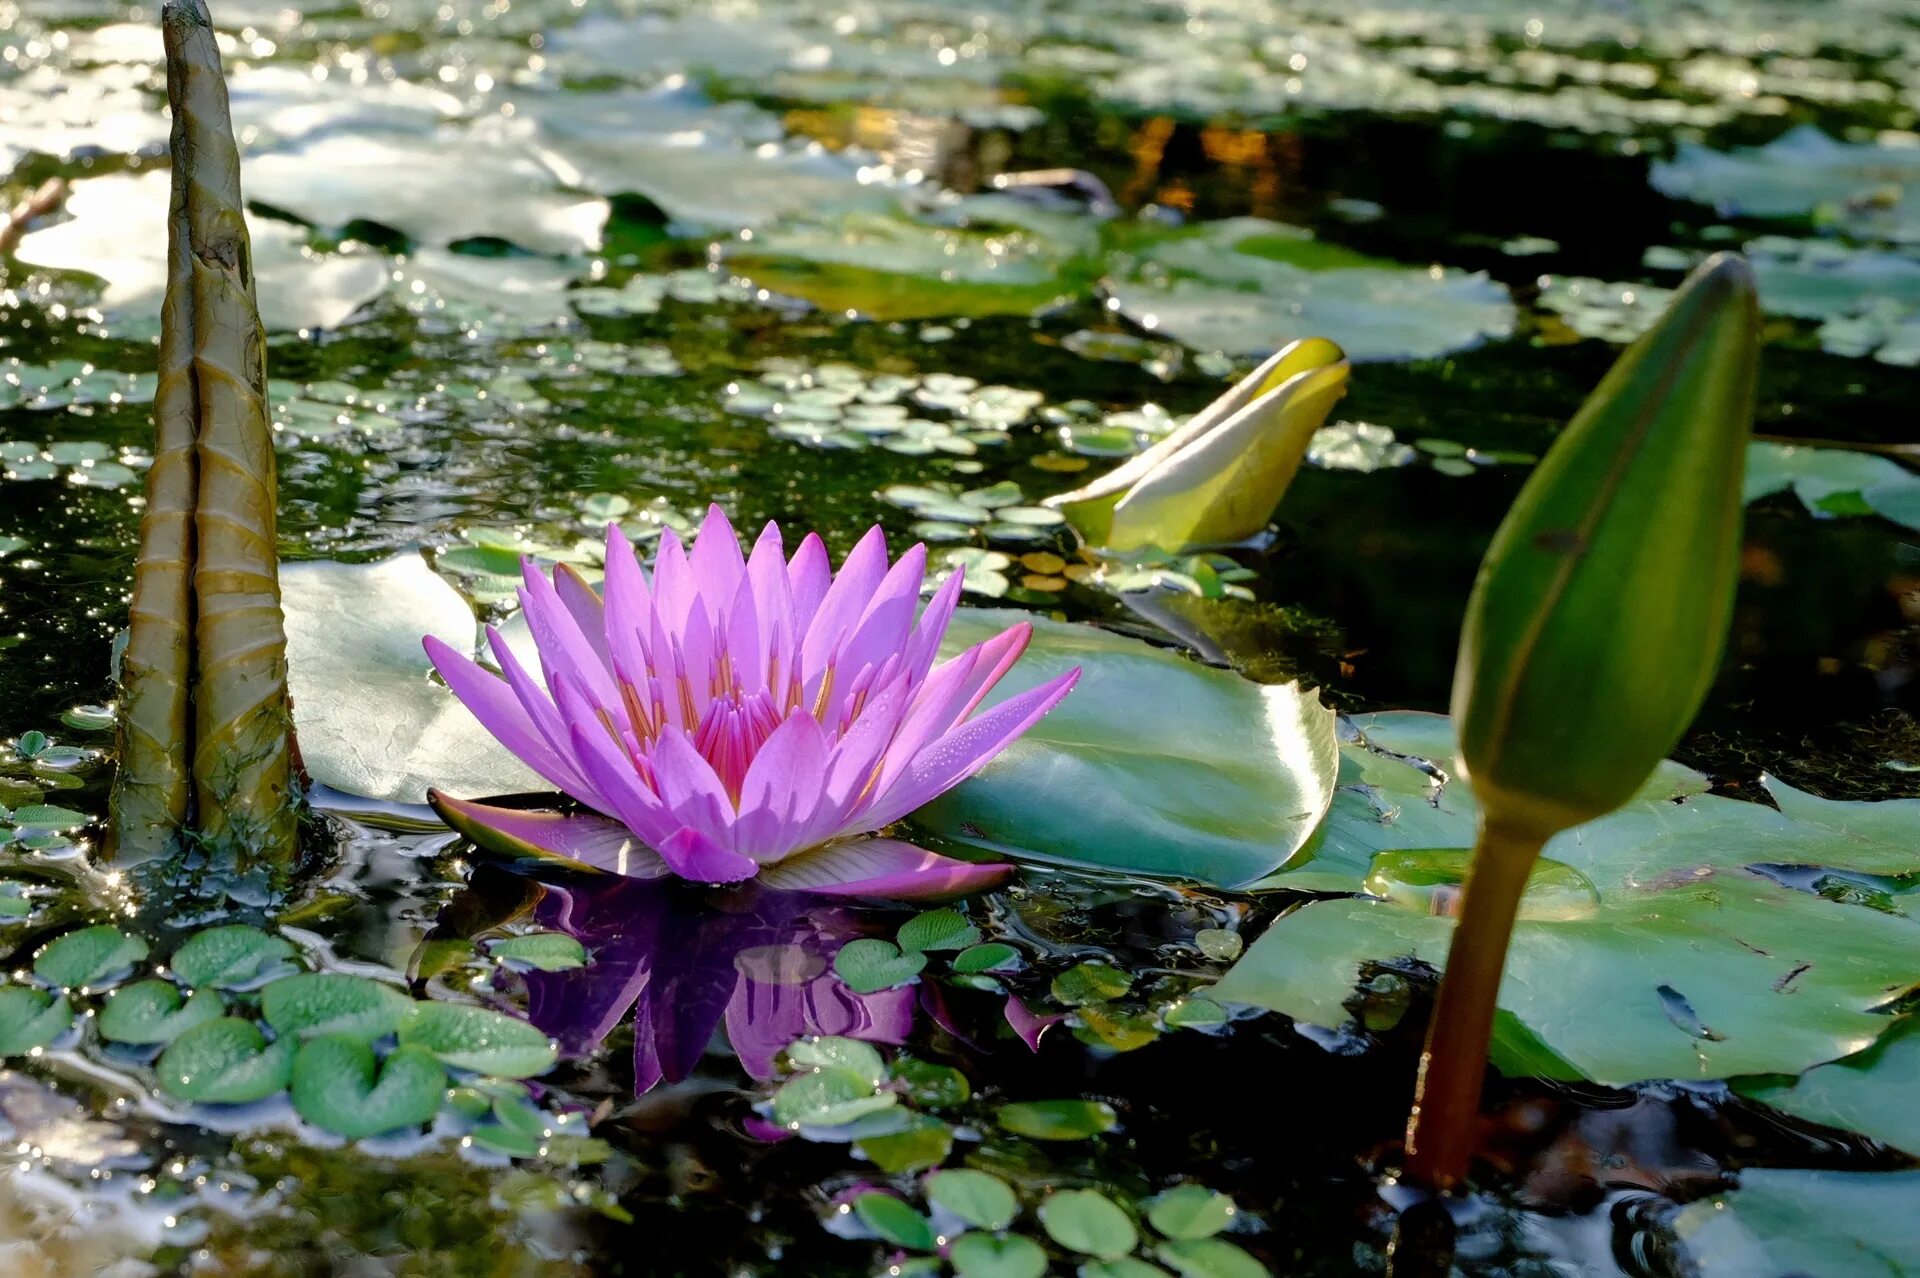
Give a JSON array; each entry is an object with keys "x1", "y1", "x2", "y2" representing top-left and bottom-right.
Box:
[
  {"x1": 1040, "y1": 1190, "x2": 1138, "y2": 1259},
  {"x1": 0, "y1": 987, "x2": 73, "y2": 1055},
  {"x1": 786, "y1": 1036, "x2": 887, "y2": 1087},
  {"x1": 1104, "y1": 218, "x2": 1514, "y2": 362},
  {"x1": 1214, "y1": 713, "x2": 1920, "y2": 1084},
  {"x1": 853, "y1": 1193, "x2": 936, "y2": 1252},
  {"x1": 170, "y1": 925, "x2": 298, "y2": 989},
  {"x1": 996, "y1": 1099, "x2": 1118, "y2": 1141},
  {"x1": 1652, "y1": 126, "x2": 1920, "y2": 245},
  {"x1": 290, "y1": 1037, "x2": 447, "y2": 1139},
  {"x1": 914, "y1": 611, "x2": 1339, "y2": 889},
  {"x1": 1739, "y1": 1017, "x2": 1920, "y2": 1156},
  {"x1": 928, "y1": 1169, "x2": 1020, "y2": 1231},
  {"x1": 1146, "y1": 1187, "x2": 1236, "y2": 1241},
  {"x1": 246, "y1": 124, "x2": 608, "y2": 255},
  {"x1": 896, "y1": 909, "x2": 979, "y2": 954},
  {"x1": 772, "y1": 1066, "x2": 897, "y2": 1127},
  {"x1": 833, "y1": 939, "x2": 928, "y2": 993},
  {"x1": 15, "y1": 172, "x2": 390, "y2": 332},
  {"x1": 261, "y1": 974, "x2": 415, "y2": 1042},
  {"x1": 488, "y1": 933, "x2": 588, "y2": 973},
  {"x1": 950, "y1": 1233, "x2": 1047, "y2": 1278},
  {"x1": 1155, "y1": 1239, "x2": 1267, "y2": 1278},
  {"x1": 98, "y1": 981, "x2": 226, "y2": 1046},
  {"x1": 34, "y1": 925, "x2": 149, "y2": 989},
  {"x1": 398, "y1": 1002, "x2": 557, "y2": 1077},
  {"x1": 157, "y1": 1018, "x2": 298, "y2": 1104},
  {"x1": 1672, "y1": 1169, "x2": 1920, "y2": 1278},
  {"x1": 1744, "y1": 442, "x2": 1920, "y2": 533},
  {"x1": 282, "y1": 554, "x2": 543, "y2": 805}
]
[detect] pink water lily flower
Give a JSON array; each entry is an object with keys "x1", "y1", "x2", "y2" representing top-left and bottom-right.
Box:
[{"x1": 423, "y1": 506, "x2": 1078, "y2": 898}]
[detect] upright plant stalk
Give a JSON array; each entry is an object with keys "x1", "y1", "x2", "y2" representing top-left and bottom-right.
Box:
[
  {"x1": 110, "y1": 11, "x2": 202, "y2": 858},
  {"x1": 171, "y1": 0, "x2": 297, "y2": 862},
  {"x1": 111, "y1": 0, "x2": 298, "y2": 866},
  {"x1": 1403, "y1": 255, "x2": 1761, "y2": 1192}
]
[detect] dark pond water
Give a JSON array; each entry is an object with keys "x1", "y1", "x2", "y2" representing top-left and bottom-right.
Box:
[{"x1": 0, "y1": 0, "x2": 1916, "y2": 1273}]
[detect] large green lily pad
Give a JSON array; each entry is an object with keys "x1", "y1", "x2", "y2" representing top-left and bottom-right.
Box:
[
  {"x1": 1672, "y1": 1170, "x2": 1920, "y2": 1278},
  {"x1": 282, "y1": 554, "x2": 542, "y2": 805},
  {"x1": 1744, "y1": 442, "x2": 1920, "y2": 534},
  {"x1": 1214, "y1": 713, "x2": 1920, "y2": 1084},
  {"x1": 15, "y1": 172, "x2": 390, "y2": 333},
  {"x1": 1652, "y1": 126, "x2": 1920, "y2": 245},
  {"x1": 1739, "y1": 1017, "x2": 1920, "y2": 1156},
  {"x1": 913, "y1": 610, "x2": 1340, "y2": 889},
  {"x1": 1103, "y1": 218, "x2": 1514, "y2": 362}
]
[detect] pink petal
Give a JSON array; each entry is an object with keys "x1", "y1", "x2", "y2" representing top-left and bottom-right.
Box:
[
  {"x1": 552, "y1": 563, "x2": 611, "y2": 674},
  {"x1": 853, "y1": 667, "x2": 1080, "y2": 832},
  {"x1": 688, "y1": 504, "x2": 748, "y2": 619},
  {"x1": 800, "y1": 525, "x2": 888, "y2": 682},
  {"x1": 834, "y1": 543, "x2": 926, "y2": 680},
  {"x1": 1005, "y1": 997, "x2": 1065, "y2": 1052},
  {"x1": 483, "y1": 627, "x2": 608, "y2": 808},
  {"x1": 423, "y1": 636, "x2": 589, "y2": 799},
  {"x1": 756, "y1": 838, "x2": 1013, "y2": 899},
  {"x1": 647, "y1": 726, "x2": 739, "y2": 844},
  {"x1": 733, "y1": 713, "x2": 828, "y2": 862},
  {"x1": 900, "y1": 565, "x2": 964, "y2": 683},
  {"x1": 602, "y1": 524, "x2": 655, "y2": 682},
  {"x1": 429, "y1": 790, "x2": 670, "y2": 878},
  {"x1": 658, "y1": 826, "x2": 758, "y2": 883},
  {"x1": 520, "y1": 562, "x2": 622, "y2": 719},
  {"x1": 787, "y1": 533, "x2": 831, "y2": 634}
]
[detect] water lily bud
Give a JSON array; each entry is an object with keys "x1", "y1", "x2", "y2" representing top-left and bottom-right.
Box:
[
  {"x1": 1045, "y1": 338, "x2": 1349, "y2": 553},
  {"x1": 1452, "y1": 253, "x2": 1760, "y2": 837}
]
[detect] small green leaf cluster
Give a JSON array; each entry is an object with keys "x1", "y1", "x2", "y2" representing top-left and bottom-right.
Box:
[
  {"x1": 1036, "y1": 958, "x2": 1233, "y2": 1055},
  {"x1": 0, "y1": 724, "x2": 102, "y2": 852},
  {"x1": 0, "y1": 920, "x2": 581, "y2": 1150},
  {"x1": 833, "y1": 907, "x2": 1015, "y2": 996},
  {"x1": 856, "y1": 1170, "x2": 1265, "y2": 1277}
]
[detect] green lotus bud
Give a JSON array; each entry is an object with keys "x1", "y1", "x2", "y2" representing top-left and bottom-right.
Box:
[
  {"x1": 1405, "y1": 252, "x2": 1761, "y2": 1193},
  {"x1": 1453, "y1": 253, "x2": 1760, "y2": 839},
  {"x1": 1044, "y1": 338, "x2": 1349, "y2": 554}
]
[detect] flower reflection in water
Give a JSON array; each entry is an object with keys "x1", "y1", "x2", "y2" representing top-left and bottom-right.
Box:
[{"x1": 506, "y1": 875, "x2": 915, "y2": 1093}]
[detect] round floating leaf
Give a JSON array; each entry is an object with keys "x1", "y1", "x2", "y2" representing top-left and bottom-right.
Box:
[
  {"x1": 0, "y1": 986, "x2": 73, "y2": 1054},
  {"x1": 917, "y1": 611, "x2": 1339, "y2": 889},
  {"x1": 1156, "y1": 1238, "x2": 1267, "y2": 1278},
  {"x1": 281, "y1": 555, "x2": 545, "y2": 804},
  {"x1": 1081, "y1": 1261, "x2": 1175, "y2": 1278},
  {"x1": 833, "y1": 939, "x2": 927, "y2": 994},
  {"x1": 10, "y1": 804, "x2": 89, "y2": 830},
  {"x1": 1673, "y1": 1169, "x2": 1920, "y2": 1278},
  {"x1": 953, "y1": 943, "x2": 1021, "y2": 975},
  {"x1": 488, "y1": 933, "x2": 588, "y2": 973},
  {"x1": 261, "y1": 973, "x2": 414, "y2": 1042},
  {"x1": 856, "y1": 1113, "x2": 953, "y2": 1173},
  {"x1": 893, "y1": 1057, "x2": 971, "y2": 1109},
  {"x1": 171, "y1": 925, "x2": 298, "y2": 989},
  {"x1": 998, "y1": 1099, "x2": 1119, "y2": 1141},
  {"x1": 1052, "y1": 962, "x2": 1132, "y2": 1007},
  {"x1": 291, "y1": 1037, "x2": 446, "y2": 1138},
  {"x1": 1147, "y1": 1187, "x2": 1236, "y2": 1240},
  {"x1": 772, "y1": 1066, "x2": 897, "y2": 1128},
  {"x1": 896, "y1": 908, "x2": 979, "y2": 954},
  {"x1": 398, "y1": 1002, "x2": 557, "y2": 1077},
  {"x1": 951, "y1": 1233, "x2": 1047, "y2": 1278},
  {"x1": 928, "y1": 1169, "x2": 1019, "y2": 1231},
  {"x1": 1163, "y1": 998, "x2": 1229, "y2": 1030},
  {"x1": 98, "y1": 981, "x2": 225, "y2": 1045},
  {"x1": 157, "y1": 1018, "x2": 297, "y2": 1104},
  {"x1": 853, "y1": 1193, "x2": 936, "y2": 1252},
  {"x1": 1740, "y1": 1018, "x2": 1920, "y2": 1157},
  {"x1": 34, "y1": 925, "x2": 149, "y2": 988},
  {"x1": 1216, "y1": 713, "x2": 1920, "y2": 1084},
  {"x1": 786, "y1": 1036, "x2": 887, "y2": 1087},
  {"x1": 1040, "y1": 1190, "x2": 1139, "y2": 1259}
]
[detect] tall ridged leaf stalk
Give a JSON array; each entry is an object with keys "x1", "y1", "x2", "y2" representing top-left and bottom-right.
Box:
[
  {"x1": 1403, "y1": 255, "x2": 1761, "y2": 1192},
  {"x1": 110, "y1": 0, "x2": 298, "y2": 865}
]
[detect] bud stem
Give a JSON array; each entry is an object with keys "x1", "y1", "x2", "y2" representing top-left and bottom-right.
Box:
[{"x1": 1402, "y1": 813, "x2": 1551, "y2": 1191}]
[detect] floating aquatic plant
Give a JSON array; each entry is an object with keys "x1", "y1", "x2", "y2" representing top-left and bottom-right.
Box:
[
  {"x1": 1402, "y1": 253, "x2": 1761, "y2": 1190},
  {"x1": 423, "y1": 506, "x2": 1078, "y2": 895}
]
